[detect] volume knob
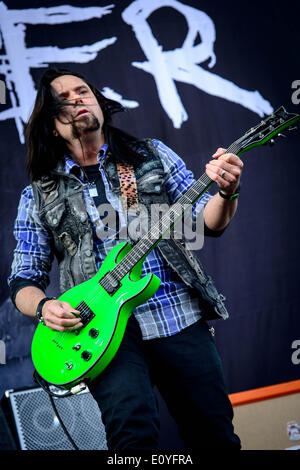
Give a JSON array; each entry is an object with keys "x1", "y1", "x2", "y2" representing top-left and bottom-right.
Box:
[
  {"x1": 81, "y1": 350, "x2": 92, "y2": 361},
  {"x1": 89, "y1": 328, "x2": 99, "y2": 338}
]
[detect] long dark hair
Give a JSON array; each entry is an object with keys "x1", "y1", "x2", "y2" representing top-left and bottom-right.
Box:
[{"x1": 25, "y1": 68, "x2": 145, "y2": 180}]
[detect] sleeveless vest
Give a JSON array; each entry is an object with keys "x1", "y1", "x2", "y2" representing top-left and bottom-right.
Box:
[{"x1": 31, "y1": 139, "x2": 228, "y2": 321}]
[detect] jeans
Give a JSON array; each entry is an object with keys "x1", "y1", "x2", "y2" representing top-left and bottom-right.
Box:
[{"x1": 89, "y1": 315, "x2": 241, "y2": 451}]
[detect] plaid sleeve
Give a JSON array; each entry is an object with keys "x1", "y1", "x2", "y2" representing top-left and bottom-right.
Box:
[{"x1": 7, "y1": 185, "x2": 54, "y2": 301}]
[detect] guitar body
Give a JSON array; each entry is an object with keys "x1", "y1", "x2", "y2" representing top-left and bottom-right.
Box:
[{"x1": 31, "y1": 241, "x2": 161, "y2": 390}]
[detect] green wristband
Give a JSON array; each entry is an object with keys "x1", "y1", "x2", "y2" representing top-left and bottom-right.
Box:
[{"x1": 218, "y1": 184, "x2": 240, "y2": 200}]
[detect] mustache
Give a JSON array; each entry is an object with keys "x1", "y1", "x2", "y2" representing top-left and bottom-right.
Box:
[{"x1": 56, "y1": 105, "x2": 96, "y2": 124}]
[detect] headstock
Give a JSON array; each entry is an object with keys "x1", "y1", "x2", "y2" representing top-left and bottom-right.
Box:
[{"x1": 237, "y1": 106, "x2": 299, "y2": 155}]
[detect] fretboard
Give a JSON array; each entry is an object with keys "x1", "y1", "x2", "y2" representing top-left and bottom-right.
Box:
[{"x1": 99, "y1": 138, "x2": 245, "y2": 288}]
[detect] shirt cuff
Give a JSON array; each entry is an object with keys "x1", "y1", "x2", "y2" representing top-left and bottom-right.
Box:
[{"x1": 9, "y1": 277, "x2": 45, "y2": 310}]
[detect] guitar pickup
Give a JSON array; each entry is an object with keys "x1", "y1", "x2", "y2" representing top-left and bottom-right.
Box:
[
  {"x1": 76, "y1": 301, "x2": 95, "y2": 327},
  {"x1": 100, "y1": 272, "x2": 122, "y2": 296}
]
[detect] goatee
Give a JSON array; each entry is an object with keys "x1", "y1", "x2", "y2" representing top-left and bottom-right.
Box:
[{"x1": 72, "y1": 113, "x2": 100, "y2": 139}]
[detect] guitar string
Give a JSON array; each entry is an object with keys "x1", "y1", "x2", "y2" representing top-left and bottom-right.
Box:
[
  {"x1": 79, "y1": 141, "x2": 241, "y2": 299},
  {"x1": 108, "y1": 139, "x2": 245, "y2": 281}
]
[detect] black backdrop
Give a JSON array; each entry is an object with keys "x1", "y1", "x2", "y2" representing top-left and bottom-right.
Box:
[{"x1": 0, "y1": 0, "x2": 299, "y2": 442}]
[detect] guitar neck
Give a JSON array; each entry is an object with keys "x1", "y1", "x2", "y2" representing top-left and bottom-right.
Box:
[
  {"x1": 108, "y1": 139, "x2": 245, "y2": 283},
  {"x1": 98, "y1": 106, "x2": 299, "y2": 290}
]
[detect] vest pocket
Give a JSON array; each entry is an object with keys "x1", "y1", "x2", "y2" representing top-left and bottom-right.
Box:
[
  {"x1": 44, "y1": 202, "x2": 65, "y2": 228},
  {"x1": 58, "y1": 232, "x2": 77, "y2": 256},
  {"x1": 69, "y1": 195, "x2": 88, "y2": 223},
  {"x1": 137, "y1": 170, "x2": 165, "y2": 194}
]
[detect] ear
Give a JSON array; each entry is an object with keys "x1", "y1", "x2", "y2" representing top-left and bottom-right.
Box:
[{"x1": 53, "y1": 129, "x2": 58, "y2": 137}]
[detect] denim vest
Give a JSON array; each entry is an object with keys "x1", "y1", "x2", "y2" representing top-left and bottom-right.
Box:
[{"x1": 31, "y1": 139, "x2": 228, "y2": 321}]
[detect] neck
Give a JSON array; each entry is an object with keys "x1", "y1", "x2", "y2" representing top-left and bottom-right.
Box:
[{"x1": 66, "y1": 129, "x2": 105, "y2": 166}]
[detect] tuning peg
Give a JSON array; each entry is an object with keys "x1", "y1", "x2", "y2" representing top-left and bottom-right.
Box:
[
  {"x1": 277, "y1": 133, "x2": 286, "y2": 138},
  {"x1": 269, "y1": 139, "x2": 275, "y2": 146},
  {"x1": 288, "y1": 126, "x2": 298, "y2": 131}
]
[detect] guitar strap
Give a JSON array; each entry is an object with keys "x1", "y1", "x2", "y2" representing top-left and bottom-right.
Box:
[{"x1": 116, "y1": 161, "x2": 140, "y2": 214}]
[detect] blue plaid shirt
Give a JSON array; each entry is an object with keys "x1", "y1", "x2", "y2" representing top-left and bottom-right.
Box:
[{"x1": 8, "y1": 140, "x2": 212, "y2": 340}]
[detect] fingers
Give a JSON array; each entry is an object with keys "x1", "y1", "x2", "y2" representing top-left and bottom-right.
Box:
[
  {"x1": 212, "y1": 148, "x2": 244, "y2": 168},
  {"x1": 206, "y1": 159, "x2": 242, "y2": 180},
  {"x1": 213, "y1": 148, "x2": 243, "y2": 166},
  {"x1": 206, "y1": 151, "x2": 243, "y2": 192},
  {"x1": 218, "y1": 153, "x2": 244, "y2": 168},
  {"x1": 42, "y1": 299, "x2": 83, "y2": 332},
  {"x1": 206, "y1": 163, "x2": 234, "y2": 188},
  {"x1": 212, "y1": 148, "x2": 226, "y2": 159}
]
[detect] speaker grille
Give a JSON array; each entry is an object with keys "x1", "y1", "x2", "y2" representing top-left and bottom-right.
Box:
[{"x1": 7, "y1": 387, "x2": 107, "y2": 450}]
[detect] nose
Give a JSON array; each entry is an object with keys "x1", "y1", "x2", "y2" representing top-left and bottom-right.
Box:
[
  {"x1": 73, "y1": 93, "x2": 83, "y2": 105},
  {"x1": 70, "y1": 93, "x2": 84, "y2": 115}
]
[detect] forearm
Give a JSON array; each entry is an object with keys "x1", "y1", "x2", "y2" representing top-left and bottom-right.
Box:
[
  {"x1": 204, "y1": 147, "x2": 243, "y2": 231},
  {"x1": 203, "y1": 192, "x2": 238, "y2": 231},
  {"x1": 15, "y1": 285, "x2": 46, "y2": 318},
  {"x1": 15, "y1": 286, "x2": 83, "y2": 331}
]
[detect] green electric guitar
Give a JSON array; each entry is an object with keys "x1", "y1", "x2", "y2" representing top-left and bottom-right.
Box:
[{"x1": 31, "y1": 106, "x2": 299, "y2": 393}]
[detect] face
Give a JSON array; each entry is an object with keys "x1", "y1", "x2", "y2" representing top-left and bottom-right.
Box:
[{"x1": 50, "y1": 74, "x2": 104, "y2": 141}]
